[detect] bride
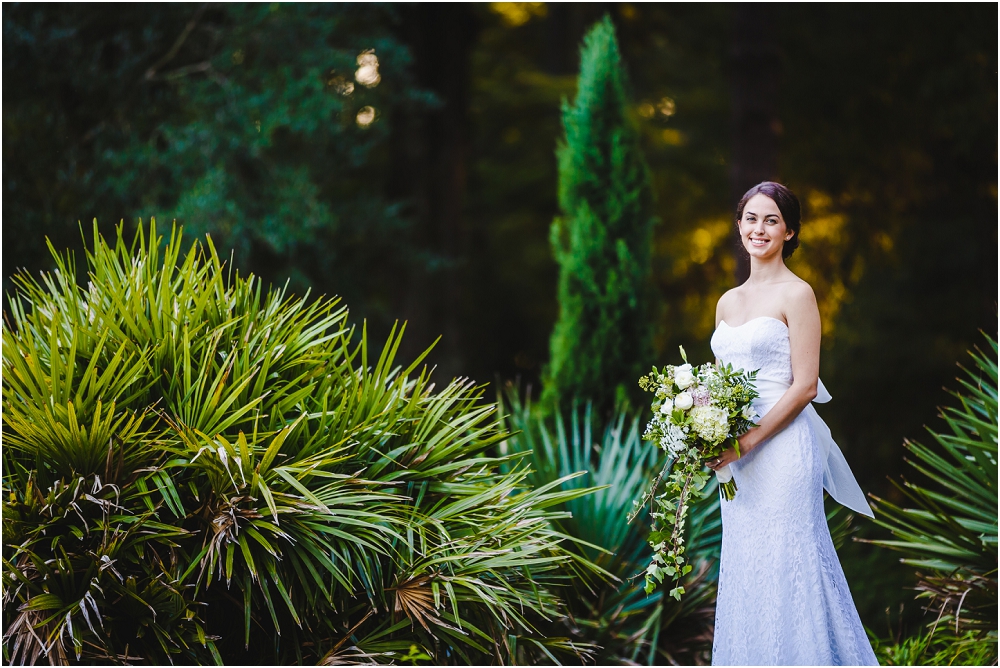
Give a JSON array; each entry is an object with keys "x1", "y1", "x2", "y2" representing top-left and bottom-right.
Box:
[{"x1": 707, "y1": 182, "x2": 878, "y2": 665}]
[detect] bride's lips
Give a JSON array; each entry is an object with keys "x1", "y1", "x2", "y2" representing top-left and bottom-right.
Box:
[{"x1": 749, "y1": 237, "x2": 769, "y2": 247}]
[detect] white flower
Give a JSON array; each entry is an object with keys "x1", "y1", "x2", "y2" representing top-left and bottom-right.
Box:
[
  {"x1": 659, "y1": 398, "x2": 673, "y2": 414},
  {"x1": 690, "y1": 405, "x2": 729, "y2": 445},
  {"x1": 674, "y1": 364, "x2": 695, "y2": 389},
  {"x1": 742, "y1": 404, "x2": 758, "y2": 421},
  {"x1": 659, "y1": 423, "x2": 688, "y2": 456},
  {"x1": 674, "y1": 392, "x2": 693, "y2": 410}
]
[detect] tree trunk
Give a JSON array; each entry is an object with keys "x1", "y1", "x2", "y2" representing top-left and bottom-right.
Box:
[
  {"x1": 728, "y1": 3, "x2": 782, "y2": 285},
  {"x1": 544, "y1": 3, "x2": 573, "y2": 75},
  {"x1": 392, "y1": 4, "x2": 478, "y2": 379}
]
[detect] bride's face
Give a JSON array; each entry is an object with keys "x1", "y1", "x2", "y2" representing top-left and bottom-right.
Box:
[{"x1": 738, "y1": 194, "x2": 793, "y2": 260}]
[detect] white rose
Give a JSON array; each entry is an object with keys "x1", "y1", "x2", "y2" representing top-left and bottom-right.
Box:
[
  {"x1": 674, "y1": 364, "x2": 695, "y2": 389},
  {"x1": 659, "y1": 398, "x2": 673, "y2": 414},
  {"x1": 674, "y1": 392, "x2": 693, "y2": 410}
]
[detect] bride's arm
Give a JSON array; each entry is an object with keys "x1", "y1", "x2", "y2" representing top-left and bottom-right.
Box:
[
  {"x1": 708, "y1": 283, "x2": 821, "y2": 470},
  {"x1": 737, "y1": 284, "x2": 821, "y2": 456}
]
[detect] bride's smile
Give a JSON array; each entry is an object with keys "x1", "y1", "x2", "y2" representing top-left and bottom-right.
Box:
[{"x1": 738, "y1": 193, "x2": 795, "y2": 260}]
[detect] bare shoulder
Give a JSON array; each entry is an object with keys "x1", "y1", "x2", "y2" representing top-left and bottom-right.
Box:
[
  {"x1": 715, "y1": 286, "x2": 741, "y2": 322},
  {"x1": 718, "y1": 286, "x2": 742, "y2": 306},
  {"x1": 783, "y1": 276, "x2": 816, "y2": 304},
  {"x1": 780, "y1": 274, "x2": 819, "y2": 320}
]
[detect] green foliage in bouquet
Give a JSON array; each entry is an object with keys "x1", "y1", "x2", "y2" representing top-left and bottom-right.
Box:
[
  {"x1": 1, "y1": 223, "x2": 607, "y2": 665},
  {"x1": 866, "y1": 333, "x2": 997, "y2": 661},
  {"x1": 498, "y1": 385, "x2": 722, "y2": 665},
  {"x1": 542, "y1": 14, "x2": 656, "y2": 418},
  {"x1": 632, "y1": 349, "x2": 758, "y2": 598}
]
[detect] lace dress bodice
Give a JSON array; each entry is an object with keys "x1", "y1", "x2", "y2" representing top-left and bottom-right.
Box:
[
  {"x1": 712, "y1": 317, "x2": 793, "y2": 387},
  {"x1": 708, "y1": 317, "x2": 877, "y2": 666}
]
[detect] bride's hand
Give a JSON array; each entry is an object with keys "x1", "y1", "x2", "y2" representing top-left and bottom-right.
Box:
[
  {"x1": 706, "y1": 435, "x2": 750, "y2": 470},
  {"x1": 706, "y1": 447, "x2": 738, "y2": 470}
]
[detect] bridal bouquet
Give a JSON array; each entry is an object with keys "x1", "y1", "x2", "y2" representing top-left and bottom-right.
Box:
[{"x1": 628, "y1": 347, "x2": 758, "y2": 598}]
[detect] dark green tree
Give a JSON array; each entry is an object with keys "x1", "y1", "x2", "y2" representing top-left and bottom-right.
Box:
[
  {"x1": 541, "y1": 15, "x2": 656, "y2": 416},
  {"x1": 2, "y1": 4, "x2": 435, "y2": 324}
]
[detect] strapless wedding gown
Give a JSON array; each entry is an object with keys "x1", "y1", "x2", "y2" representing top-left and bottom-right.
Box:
[{"x1": 710, "y1": 317, "x2": 878, "y2": 666}]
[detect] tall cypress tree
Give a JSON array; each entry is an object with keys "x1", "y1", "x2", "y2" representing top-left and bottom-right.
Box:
[{"x1": 541, "y1": 15, "x2": 655, "y2": 416}]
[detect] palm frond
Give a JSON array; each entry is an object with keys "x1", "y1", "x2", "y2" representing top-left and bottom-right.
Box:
[
  {"x1": 866, "y1": 333, "x2": 998, "y2": 634},
  {"x1": 498, "y1": 383, "x2": 722, "y2": 664},
  {"x1": 3, "y1": 222, "x2": 611, "y2": 665}
]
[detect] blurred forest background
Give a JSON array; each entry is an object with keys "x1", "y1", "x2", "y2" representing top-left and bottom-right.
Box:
[{"x1": 3, "y1": 1, "x2": 997, "y2": 640}]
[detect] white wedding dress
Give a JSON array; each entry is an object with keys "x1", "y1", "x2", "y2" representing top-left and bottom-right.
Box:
[{"x1": 710, "y1": 317, "x2": 878, "y2": 666}]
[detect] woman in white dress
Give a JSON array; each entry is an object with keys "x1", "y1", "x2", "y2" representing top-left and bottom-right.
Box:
[{"x1": 707, "y1": 182, "x2": 879, "y2": 666}]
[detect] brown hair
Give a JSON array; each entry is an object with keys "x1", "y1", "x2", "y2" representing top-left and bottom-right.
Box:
[{"x1": 735, "y1": 181, "x2": 801, "y2": 259}]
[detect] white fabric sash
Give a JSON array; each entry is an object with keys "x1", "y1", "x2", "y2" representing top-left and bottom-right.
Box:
[{"x1": 752, "y1": 376, "x2": 873, "y2": 517}]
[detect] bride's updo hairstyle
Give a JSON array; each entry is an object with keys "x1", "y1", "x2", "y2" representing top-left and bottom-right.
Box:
[{"x1": 735, "y1": 181, "x2": 801, "y2": 259}]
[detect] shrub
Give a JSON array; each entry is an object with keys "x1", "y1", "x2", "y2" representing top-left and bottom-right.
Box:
[
  {"x1": 870, "y1": 627, "x2": 998, "y2": 667},
  {"x1": 1, "y1": 223, "x2": 605, "y2": 665},
  {"x1": 542, "y1": 15, "x2": 656, "y2": 417},
  {"x1": 499, "y1": 385, "x2": 720, "y2": 665},
  {"x1": 866, "y1": 333, "x2": 998, "y2": 663}
]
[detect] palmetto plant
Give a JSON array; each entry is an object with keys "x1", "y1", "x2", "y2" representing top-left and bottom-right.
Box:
[
  {"x1": 866, "y1": 334, "x2": 997, "y2": 650},
  {"x1": 498, "y1": 385, "x2": 722, "y2": 665},
  {"x1": 1, "y1": 223, "x2": 607, "y2": 665}
]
